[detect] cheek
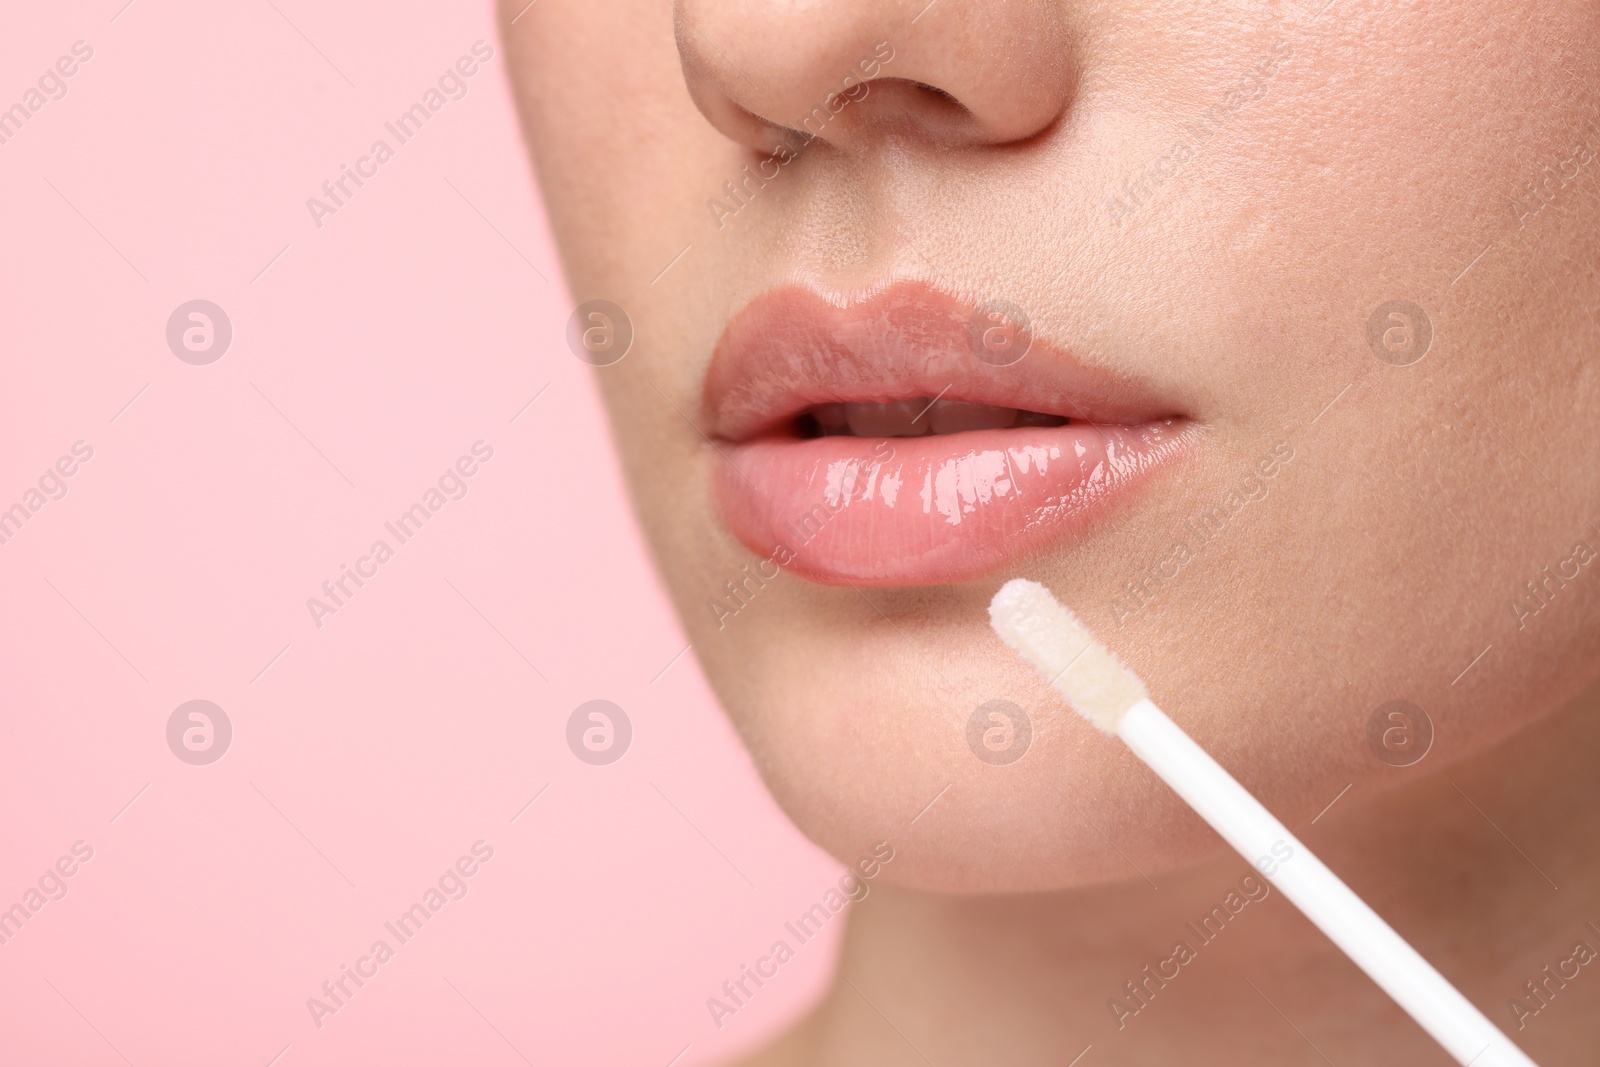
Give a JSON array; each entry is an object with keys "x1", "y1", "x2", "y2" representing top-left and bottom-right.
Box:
[{"x1": 512, "y1": 0, "x2": 1600, "y2": 892}]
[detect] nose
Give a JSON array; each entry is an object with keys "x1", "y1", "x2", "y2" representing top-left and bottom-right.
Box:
[{"x1": 673, "y1": 0, "x2": 1076, "y2": 152}]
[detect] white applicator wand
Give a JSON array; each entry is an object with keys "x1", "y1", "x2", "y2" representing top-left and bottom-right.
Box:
[{"x1": 988, "y1": 579, "x2": 1538, "y2": 1067}]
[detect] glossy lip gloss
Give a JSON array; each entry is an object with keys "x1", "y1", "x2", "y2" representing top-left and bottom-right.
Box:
[{"x1": 704, "y1": 281, "x2": 1197, "y2": 586}]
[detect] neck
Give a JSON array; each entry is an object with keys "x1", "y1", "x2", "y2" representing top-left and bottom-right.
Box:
[{"x1": 746, "y1": 684, "x2": 1600, "y2": 1066}]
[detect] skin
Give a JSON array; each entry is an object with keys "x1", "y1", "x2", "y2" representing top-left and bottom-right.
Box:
[{"x1": 501, "y1": 0, "x2": 1600, "y2": 1062}]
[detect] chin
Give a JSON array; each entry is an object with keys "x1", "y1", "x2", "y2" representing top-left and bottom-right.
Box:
[{"x1": 677, "y1": 574, "x2": 1266, "y2": 895}]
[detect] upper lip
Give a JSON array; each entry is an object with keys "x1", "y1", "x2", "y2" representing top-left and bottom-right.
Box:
[{"x1": 703, "y1": 280, "x2": 1188, "y2": 441}]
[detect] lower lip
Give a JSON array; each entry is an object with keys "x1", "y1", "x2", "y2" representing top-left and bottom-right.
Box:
[{"x1": 715, "y1": 420, "x2": 1193, "y2": 586}]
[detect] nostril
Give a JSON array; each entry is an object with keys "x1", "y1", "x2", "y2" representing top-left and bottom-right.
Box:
[
  {"x1": 906, "y1": 79, "x2": 972, "y2": 124},
  {"x1": 673, "y1": 0, "x2": 1075, "y2": 152},
  {"x1": 908, "y1": 80, "x2": 960, "y2": 105},
  {"x1": 839, "y1": 77, "x2": 984, "y2": 146}
]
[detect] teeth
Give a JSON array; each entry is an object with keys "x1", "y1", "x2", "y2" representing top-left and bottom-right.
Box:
[
  {"x1": 927, "y1": 399, "x2": 1019, "y2": 434},
  {"x1": 845, "y1": 399, "x2": 932, "y2": 438},
  {"x1": 806, "y1": 399, "x2": 1067, "y2": 438},
  {"x1": 811, "y1": 403, "x2": 850, "y2": 434}
]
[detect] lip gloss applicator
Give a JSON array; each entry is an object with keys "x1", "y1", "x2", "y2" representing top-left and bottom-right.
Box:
[{"x1": 988, "y1": 578, "x2": 1539, "y2": 1067}]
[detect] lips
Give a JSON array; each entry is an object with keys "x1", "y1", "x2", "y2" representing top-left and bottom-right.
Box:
[{"x1": 703, "y1": 281, "x2": 1194, "y2": 586}]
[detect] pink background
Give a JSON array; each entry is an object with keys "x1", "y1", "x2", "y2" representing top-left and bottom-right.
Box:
[{"x1": 0, "y1": 2, "x2": 839, "y2": 1063}]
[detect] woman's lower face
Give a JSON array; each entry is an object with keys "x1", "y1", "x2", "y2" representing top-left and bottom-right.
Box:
[{"x1": 503, "y1": 0, "x2": 1600, "y2": 893}]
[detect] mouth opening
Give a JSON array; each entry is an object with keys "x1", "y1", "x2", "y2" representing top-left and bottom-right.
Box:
[{"x1": 793, "y1": 399, "x2": 1071, "y2": 439}]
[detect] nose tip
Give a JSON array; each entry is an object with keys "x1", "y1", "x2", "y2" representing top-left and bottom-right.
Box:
[{"x1": 674, "y1": 0, "x2": 1076, "y2": 153}]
